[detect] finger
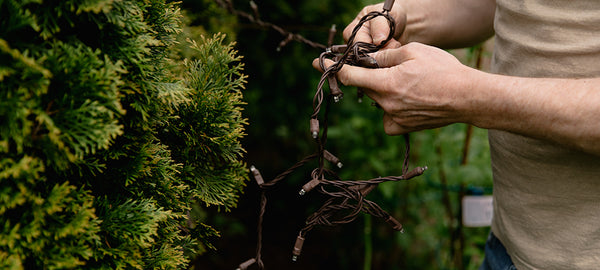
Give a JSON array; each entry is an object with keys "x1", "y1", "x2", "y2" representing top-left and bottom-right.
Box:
[
  {"x1": 311, "y1": 58, "x2": 326, "y2": 72},
  {"x1": 343, "y1": 19, "x2": 374, "y2": 44},
  {"x1": 316, "y1": 59, "x2": 380, "y2": 88},
  {"x1": 343, "y1": 4, "x2": 382, "y2": 43},
  {"x1": 312, "y1": 58, "x2": 387, "y2": 102},
  {"x1": 392, "y1": 12, "x2": 408, "y2": 39},
  {"x1": 313, "y1": 42, "x2": 408, "y2": 73},
  {"x1": 369, "y1": 46, "x2": 412, "y2": 68},
  {"x1": 369, "y1": 15, "x2": 394, "y2": 45},
  {"x1": 343, "y1": 19, "x2": 358, "y2": 42},
  {"x1": 381, "y1": 39, "x2": 402, "y2": 50}
]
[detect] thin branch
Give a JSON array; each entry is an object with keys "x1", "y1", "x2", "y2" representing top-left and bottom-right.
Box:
[{"x1": 214, "y1": 0, "x2": 326, "y2": 50}]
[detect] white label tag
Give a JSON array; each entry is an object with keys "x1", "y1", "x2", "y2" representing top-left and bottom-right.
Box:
[{"x1": 462, "y1": 195, "x2": 493, "y2": 227}]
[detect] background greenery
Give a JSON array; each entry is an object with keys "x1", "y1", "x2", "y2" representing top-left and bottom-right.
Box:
[{"x1": 189, "y1": 0, "x2": 494, "y2": 269}]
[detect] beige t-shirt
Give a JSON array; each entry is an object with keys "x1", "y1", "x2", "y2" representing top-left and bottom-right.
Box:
[{"x1": 490, "y1": 0, "x2": 600, "y2": 269}]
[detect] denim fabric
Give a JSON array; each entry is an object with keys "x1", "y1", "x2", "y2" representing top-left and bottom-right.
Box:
[{"x1": 479, "y1": 232, "x2": 516, "y2": 270}]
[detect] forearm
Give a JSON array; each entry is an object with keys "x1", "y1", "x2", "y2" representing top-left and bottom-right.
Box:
[
  {"x1": 401, "y1": 0, "x2": 496, "y2": 48},
  {"x1": 467, "y1": 72, "x2": 600, "y2": 155},
  {"x1": 315, "y1": 43, "x2": 599, "y2": 155}
]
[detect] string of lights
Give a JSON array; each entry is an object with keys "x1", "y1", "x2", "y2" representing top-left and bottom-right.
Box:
[{"x1": 236, "y1": 1, "x2": 428, "y2": 269}]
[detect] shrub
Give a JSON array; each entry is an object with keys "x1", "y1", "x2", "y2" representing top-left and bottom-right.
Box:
[{"x1": 0, "y1": 0, "x2": 247, "y2": 268}]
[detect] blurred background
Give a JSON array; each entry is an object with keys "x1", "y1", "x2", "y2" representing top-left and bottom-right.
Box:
[{"x1": 185, "y1": 0, "x2": 495, "y2": 269}]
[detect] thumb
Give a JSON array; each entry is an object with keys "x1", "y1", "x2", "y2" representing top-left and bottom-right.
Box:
[
  {"x1": 381, "y1": 39, "x2": 402, "y2": 50},
  {"x1": 312, "y1": 58, "x2": 387, "y2": 91},
  {"x1": 369, "y1": 46, "x2": 411, "y2": 68},
  {"x1": 312, "y1": 57, "x2": 391, "y2": 106}
]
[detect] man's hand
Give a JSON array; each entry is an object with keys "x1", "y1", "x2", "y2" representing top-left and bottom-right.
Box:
[
  {"x1": 343, "y1": 2, "x2": 406, "y2": 49},
  {"x1": 313, "y1": 42, "x2": 477, "y2": 135}
]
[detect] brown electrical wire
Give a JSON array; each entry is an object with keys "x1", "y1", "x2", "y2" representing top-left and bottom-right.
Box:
[
  {"x1": 312, "y1": 10, "x2": 396, "y2": 118},
  {"x1": 215, "y1": 0, "x2": 327, "y2": 51},
  {"x1": 237, "y1": 1, "x2": 427, "y2": 269}
]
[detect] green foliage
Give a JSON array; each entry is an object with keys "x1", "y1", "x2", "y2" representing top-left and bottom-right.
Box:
[
  {"x1": 0, "y1": 178, "x2": 101, "y2": 270},
  {"x1": 163, "y1": 34, "x2": 248, "y2": 210},
  {"x1": 1, "y1": 0, "x2": 248, "y2": 269}
]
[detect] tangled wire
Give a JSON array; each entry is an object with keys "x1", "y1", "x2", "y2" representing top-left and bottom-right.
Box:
[{"x1": 237, "y1": 1, "x2": 427, "y2": 269}]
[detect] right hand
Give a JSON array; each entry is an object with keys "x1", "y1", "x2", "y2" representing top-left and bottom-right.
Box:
[
  {"x1": 313, "y1": 42, "x2": 476, "y2": 135},
  {"x1": 343, "y1": 2, "x2": 407, "y2": 49}
]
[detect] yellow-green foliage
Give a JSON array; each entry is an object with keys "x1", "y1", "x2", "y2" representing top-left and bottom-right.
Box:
[{"x1": 0, "y1": 0, "x2": 248, "y2": 268}]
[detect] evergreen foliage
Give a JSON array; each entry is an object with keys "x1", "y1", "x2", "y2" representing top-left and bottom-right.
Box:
[
  {"x1": 0, "y1": 0, "x2": 247, "y2": 268},
  {"x1": 162, "y1": 35, "x2": 248, "y2": 210}
]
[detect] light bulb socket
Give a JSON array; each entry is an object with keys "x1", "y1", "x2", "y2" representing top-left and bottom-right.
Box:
[
  {"x1": 356, "y1": 55, "x2": 379, "y2": 68},
  {"x1": 310, "y1": 118, "x2": 319, "y2": 139},
  {"x1": 299, "y1": 179, "x2": 320, "y2": 195},
  {"x1": 291, "y1": 235, "x2": 305, "y2": 261},
  {"x1": 357, "y1": 88, "x2": 365, "y2": 103},
  {"x1": 404, "y1": 166, "x2": 428, "y2": 179},
  {"x1": 327, "y1": 24, "x2": 337, "y2": 47},
  {"x1": 386, "y1": 215, "x2": 404, "y2": 231},
  {"x1": 383, "y1": 0, "x2": 395, "y2": 12},
  {"x1": 323, "y1": 150, "x2": 343, "y2": 168},
  {"x1": 236, "y1": 258, "x2": 256, "y2": 270},
  {"x1": 330, "y1": 45, "x2": 347, "y2": 54},
  {"x1": 250, "y1": 166, "x2": 264, "y2": 186},
  {"x1": 328, "y1": 75, "x2": 343, "y2": 102}
]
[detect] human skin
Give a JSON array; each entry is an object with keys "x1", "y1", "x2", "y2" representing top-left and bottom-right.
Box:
[{"x1": 314, "y1": 0, "x2": 600, "y2": 155}]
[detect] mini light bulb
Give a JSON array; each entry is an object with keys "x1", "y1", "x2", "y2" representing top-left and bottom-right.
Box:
[
  {"x1": 357, "y1": 88, "x2": 365, "y2": 103},
  {"x1": 383, "y1": 0, "x2": 395, "y2": 12},
  {"x1": 310, "y1": 118, "x2": 319, "y2": 139},
  {"x1": 385, "y1": 215, "x2": 404, "y2": 232},
  {"x1": 236, "y1": 258, "x2": 256, "y2": 270},
  {"x1": 323, "y1": 150, "x2": 343, "y2": 168},
  {"x1": 299, "y1": 179, "x2": 320, "y2": 196},
  {"x1": 250, "y1": 166, "x2": 264, "y2": 186},
  {"x1": 328, "y1": 75, "x2": 343, "y2": 103},
  {"x1": 291, "y1": 235, "x2": 305, "y2": 262}
]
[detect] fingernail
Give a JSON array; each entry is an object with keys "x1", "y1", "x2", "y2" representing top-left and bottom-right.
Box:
[
  {"x1": 374, "y1": 34, "x2": 387, "y2": 44},
  {"x1": 368, "y1": 51, "x2": 379, "y2": 58}
]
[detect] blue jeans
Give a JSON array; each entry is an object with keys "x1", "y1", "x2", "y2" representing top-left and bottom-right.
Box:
[{"x1": 479, "y1": 232, "x2": 516, "y2": 270}]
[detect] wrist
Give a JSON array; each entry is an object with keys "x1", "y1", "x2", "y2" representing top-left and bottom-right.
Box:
[
  {"x1": 400, "y1": 0, "x2": 495, "y2": 48},
  {"x1": 455, "y1": 68, "x2": 496, "y2": 127}
]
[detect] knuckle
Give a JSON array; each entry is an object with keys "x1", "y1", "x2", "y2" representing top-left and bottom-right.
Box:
[
  {"x1": 336, "y1": 70, "x2": 350, "y2": 86},
  {"x1": 402, "y1": 42, "x2": 418, "y2": 51},
  {"x1": 377, "y1": 50, "x2": 393, "y2": 67},
  {"x1": 342, "y1": 27, "x2": 353, "y2": 41}
]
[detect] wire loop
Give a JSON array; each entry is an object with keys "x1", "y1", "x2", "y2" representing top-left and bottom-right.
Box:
[{"x1": 240, "y1": 1, "x2": 427, "y2": 268}]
